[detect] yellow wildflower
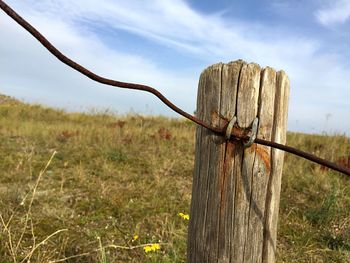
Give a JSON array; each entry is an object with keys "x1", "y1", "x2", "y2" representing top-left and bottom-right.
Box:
[
  {"x1": 143, "y1": 243, "x2": 161, "y2": 253},
  {"x1": 178, "y1": 212, "x2": 190, "y2": 220},
  {"x1": 152, "y1": 244, "x2": 160, "y2": 250},
  {"x1": 144, "y1": 246, "x2": 153, "y2": 253},
  {"x1": 132, "y1": 235, "x2": 139, "y2": 241}
]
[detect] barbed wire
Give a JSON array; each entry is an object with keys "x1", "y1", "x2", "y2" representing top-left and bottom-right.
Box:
[{"x1": 1, "y1": 0, "x2": 349, "y2": 177}]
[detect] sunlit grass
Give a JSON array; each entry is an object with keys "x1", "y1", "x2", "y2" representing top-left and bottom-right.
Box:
[{"x1": 0, "y1": 95, "x2": 349, "y2": 262}]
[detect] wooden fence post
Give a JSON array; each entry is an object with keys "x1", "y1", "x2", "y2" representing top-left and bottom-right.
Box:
[{"x1": 187, "y1": 60, "x2": 290, "y2": 263}]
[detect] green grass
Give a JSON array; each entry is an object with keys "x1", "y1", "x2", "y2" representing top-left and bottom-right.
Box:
[{"x1": 0, "y1": 95, "x2": 349, "y2": 262}]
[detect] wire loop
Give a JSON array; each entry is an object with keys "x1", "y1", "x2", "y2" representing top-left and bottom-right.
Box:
[
  {"x1": 243, "y1": 117, "x2": 259, "y2": 148},
  {"x1": 225, "y1": 116, "x2": 237, "y2": 140}
]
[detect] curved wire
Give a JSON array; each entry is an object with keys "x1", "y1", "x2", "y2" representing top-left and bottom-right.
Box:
[{"x1": 0, "y1": 0, "x2": 349, "y2": 176}]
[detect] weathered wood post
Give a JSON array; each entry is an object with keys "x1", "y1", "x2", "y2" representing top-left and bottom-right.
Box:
[{"x1": 187, "y1": 60, "x2": 290, "y2": 263}]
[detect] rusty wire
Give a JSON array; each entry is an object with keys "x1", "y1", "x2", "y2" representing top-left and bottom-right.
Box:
[{"x1": 1, "y1": 0, "x2": 349, "y2": 177}]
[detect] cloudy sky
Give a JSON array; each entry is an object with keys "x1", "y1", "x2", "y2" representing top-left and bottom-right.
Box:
[{"x1": 0, "y1": 0, "x2": 349, "y2": 135}]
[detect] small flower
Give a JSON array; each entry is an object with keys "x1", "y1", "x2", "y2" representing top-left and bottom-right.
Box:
[
  {"x1": 144, "y1": 246, "x2": 152, "y2": 253},
  {"x1": 143, "y1": 243, "x2": 161, "y2": 253},
  {"x1": 152, "y1": 244, "x2": 160, "y2": 250},
  {"x1": 178, "y1": 212, "x2": 190, "y2": 220},
  {"x1": 132, "y1": 235, "x2": 139, "y2": 242}
]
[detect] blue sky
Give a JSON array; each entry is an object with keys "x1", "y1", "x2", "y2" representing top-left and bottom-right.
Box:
[{"x1": 0, "y1": 0, "x2": 349, "y2": 134}]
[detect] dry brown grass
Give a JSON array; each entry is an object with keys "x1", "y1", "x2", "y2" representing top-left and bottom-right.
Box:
[{"x1": 0, "y1": 95, "x2": 349, "y2": 262}]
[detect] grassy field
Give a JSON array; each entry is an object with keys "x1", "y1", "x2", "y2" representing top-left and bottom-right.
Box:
[{"x1": 0, "y1": 94, "x2": 349, "y2": 262}]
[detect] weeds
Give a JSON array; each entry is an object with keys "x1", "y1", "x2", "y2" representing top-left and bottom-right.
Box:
[
  {"x1": 306, "y1": 184, "x2": 339, "y2": 225},
  {"x1": 0, "y1": 151, "x2": 67, "y2": 262},
  {"x1": 0, "y1": 95, "x2": 349, "y2": 262}
]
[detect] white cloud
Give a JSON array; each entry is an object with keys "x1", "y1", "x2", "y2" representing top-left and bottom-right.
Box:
[
  {"x1": 315, "y1": 0, "x2": 350, "y2": 26},
  {"x1": 0, "y1": 9, "x2": 197, "y2": 114}
]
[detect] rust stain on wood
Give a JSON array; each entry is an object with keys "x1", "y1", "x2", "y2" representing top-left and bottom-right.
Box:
[
  {"x1": 249, "y1": 144, "x2": 271, "y2": 172},
  {"x1": 219, "y1": 141, "x2": 235, "y2": 216}
]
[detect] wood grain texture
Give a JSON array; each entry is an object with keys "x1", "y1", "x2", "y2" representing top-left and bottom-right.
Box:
[
  {"x1": 233, "y1": 62, "x2": 261, "y2": 263},
  {"x1": 243, "y1": 67, "x2": 276, "y2": 263},
  {"x1": 262, "y1": 70, "x2": 290, "y2": 263},
  {"x1": 187, "y1": 61, "x2": 290, "y2": 263}
]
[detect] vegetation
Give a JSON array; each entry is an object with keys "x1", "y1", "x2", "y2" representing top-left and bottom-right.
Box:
[{"x1": 0, "y1": 94, "x2": 349, "y2": 262}]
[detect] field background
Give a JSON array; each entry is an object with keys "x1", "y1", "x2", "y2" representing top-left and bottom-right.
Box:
[{"x1": 0, "y1": 95, "x2": 349, "y2": 262}]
